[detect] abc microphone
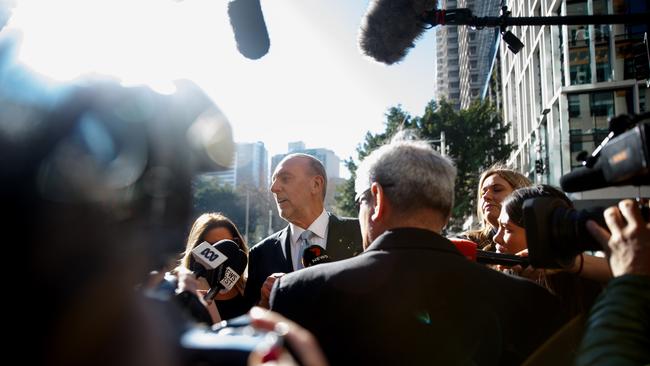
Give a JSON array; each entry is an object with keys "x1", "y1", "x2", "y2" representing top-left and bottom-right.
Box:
[
  {"x1": 449, "y1": 238, "x2": 530, "y2": 267},
  {"x1": 190, "y1": 240, "x2": 231, "y2": 278},
  {"x1": 202, "y1": 240, "x2": 248, "y2": 302},
  {"x1": 301, "y1": 245, "x2": 330, "y2": 268}
]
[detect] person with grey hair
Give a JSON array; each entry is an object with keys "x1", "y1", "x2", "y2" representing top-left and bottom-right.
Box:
[
  {"x1": 269, "y1": 135, "x2": 568, "y2": 365},
  {"x1": 245, "y1": 153, "x2": 363, "y2": 309}
]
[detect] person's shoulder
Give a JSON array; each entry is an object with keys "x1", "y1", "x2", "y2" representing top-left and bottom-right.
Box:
[
  {"x1": 329, "y1": 212, "x2": 358, "y2": 223},
  {"x1": 328, "y1": 213, "x2": 360, "y2": 231},
  {"x1": 249, "y1": 227, "x2": 288, "y2": 252},
  {"x1": 279, "y1": 253, "x2": 368, "y2": 289}
]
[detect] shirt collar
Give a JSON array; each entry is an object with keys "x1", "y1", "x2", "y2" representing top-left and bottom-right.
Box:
[{"x1": 290, "y1": 209, "x2": 329, "y2": 244}]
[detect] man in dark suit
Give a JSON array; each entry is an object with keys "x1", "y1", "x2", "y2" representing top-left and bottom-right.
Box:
[
  {"x1": 270, "y1": 135, "x2": 568, "y2": 365},
  {"x1": 245, "y1": 153, "x2": 362, "y2": 308}
]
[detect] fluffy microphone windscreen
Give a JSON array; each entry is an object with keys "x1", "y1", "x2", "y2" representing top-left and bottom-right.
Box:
[{"x1": 358, "y1": 0, "x2": 437, "y2": 64}]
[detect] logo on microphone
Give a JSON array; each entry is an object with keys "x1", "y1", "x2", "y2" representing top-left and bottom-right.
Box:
[
  {"x1": 191, "y1": 241, "x2": 228, "y2": 269},
  {"x1": 219, "y1": 267, "x2": 241, "y2": 291}
]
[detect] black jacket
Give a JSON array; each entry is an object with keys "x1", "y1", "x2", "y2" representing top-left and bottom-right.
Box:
[
  {"x1": 244, "y1": 213, "x2": 362, "y2": 307},
  {"x1": 271, "y1": 227, "x2": 568, "y2": 366}
]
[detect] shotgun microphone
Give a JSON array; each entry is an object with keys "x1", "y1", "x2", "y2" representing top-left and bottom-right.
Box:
[{"x1": 228, "y1": 0, "x2": 270, "y2": 60}]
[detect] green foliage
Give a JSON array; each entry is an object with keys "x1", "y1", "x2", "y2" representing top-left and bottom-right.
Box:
[{"x1": 335, "y1": 99, "x2": 513, "y2": 231}]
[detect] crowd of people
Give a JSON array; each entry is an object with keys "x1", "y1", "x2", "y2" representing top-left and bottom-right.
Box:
[{"x1": 3, "y1": 6, "x2": 649, "y2": 365}]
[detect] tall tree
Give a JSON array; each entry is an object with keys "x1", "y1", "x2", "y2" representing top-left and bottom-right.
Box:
[{"x1": 336, "y1": 99, "x2": 512, "y2": 232}]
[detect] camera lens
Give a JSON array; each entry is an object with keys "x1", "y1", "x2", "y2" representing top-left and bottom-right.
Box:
[{"x1": 551, "y1": 206, "x2": 605, "y2": 259}]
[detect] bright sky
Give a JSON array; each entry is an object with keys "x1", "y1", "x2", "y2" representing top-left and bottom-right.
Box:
[{"x1": 7, "y1": 0, "x2": 437, "y2": 177}]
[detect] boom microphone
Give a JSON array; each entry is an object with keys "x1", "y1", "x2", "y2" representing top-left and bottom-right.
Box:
[
  {"x1": 358, "y1": 0, "x2": 437, "y2": 64},
  {"x1": 450, "y1": 238, "x2": 530, "y2": 267},
  {"x1": 228, "y1": 0, "x2": 270, "y2": 60},
  {"x1": 202, "y1": 240, "x2": 248, "y2": 302},
  {"x1": 301, "y1": 245, "x2": 330, "y2": 268}
]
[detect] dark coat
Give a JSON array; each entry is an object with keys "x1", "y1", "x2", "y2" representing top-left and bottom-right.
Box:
[
  {"x1": 244, "y1": 213, "x2": 362, "y2": 307},
  {"x1": 271, "y1": 227, "x2": 568, "y2": 366}
]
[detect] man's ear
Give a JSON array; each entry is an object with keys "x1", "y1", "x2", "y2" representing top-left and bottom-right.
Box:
[
  {"x1": 370, "y1": 182, "x2": 386, "y2": 222},
  {"x1": 312, "y1": 175, "x2": 325, "y2": 195}
]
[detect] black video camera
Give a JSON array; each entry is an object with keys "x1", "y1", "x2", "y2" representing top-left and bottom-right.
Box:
[
  {"x1": 524, "y1": 112, "x2": 650, "y2": 268},
  {"x1": 180, "y1": 314, "x2": 284, "y2": 366}
]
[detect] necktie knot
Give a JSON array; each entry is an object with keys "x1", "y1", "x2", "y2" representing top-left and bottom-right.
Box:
[
  {"x1": 299, "y1": 230, "x2": 313, "y2": 244},
  {"x1": 296, "y1": 230, "x2": 313, "y2": 269}
]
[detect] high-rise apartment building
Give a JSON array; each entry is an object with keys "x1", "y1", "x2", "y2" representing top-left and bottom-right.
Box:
[
  {"x1": 436, "y1": 0, "x2": 500, "y2": 109},
  {"x1": 199, "y1": 141, "x2": 268, "y2": 190},
  {"x1": 497, "y1": 0, "x2": 649, "y2": 206},
  {"x1": 236, "y1": 141, "x2": 269, "y2": 190}
]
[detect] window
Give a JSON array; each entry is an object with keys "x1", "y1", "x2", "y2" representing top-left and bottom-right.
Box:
[
  {"x1": 567, "y1": 88, "x2": 634, "y2": 170},
  {"x1": 568, "y1": 94, "x2": 581, "y2": 117}
]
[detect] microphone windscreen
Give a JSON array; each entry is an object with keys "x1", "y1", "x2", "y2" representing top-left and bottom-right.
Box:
[
  {"x1": 301, "y1": 245, "x2": 330, "y2": 268},
  {"x1": 449, "y1": 238, "x2": 478, "y2": 261},
  {"x1": 559, "y1": 160, "x2": 607, "y2": 192},
  {"x1": 358, "y1": 0, "x2": 436, "y2": 64},
  {"x1": 228, "y1": 0, "x2": 270, "y2": 60}
]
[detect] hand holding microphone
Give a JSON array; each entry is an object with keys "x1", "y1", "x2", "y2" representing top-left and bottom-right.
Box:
[{"x1": 195, "y1": 239, "x2": 248, "y2": 302}]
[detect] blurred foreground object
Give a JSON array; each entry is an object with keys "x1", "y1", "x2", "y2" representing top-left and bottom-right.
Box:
[{"x1": 0, "y1": 24, "x2": 235, "y2": 365}]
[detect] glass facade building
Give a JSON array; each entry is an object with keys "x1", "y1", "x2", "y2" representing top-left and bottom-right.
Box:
[{"x1": 498, "y1": 0, "x2": 649, "y2": 203}]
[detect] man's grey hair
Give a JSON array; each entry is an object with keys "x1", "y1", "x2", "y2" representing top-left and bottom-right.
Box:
[
  {"x1": 355, "y1": 133, "x2": 456, "y2": 217},
  {"x1": 282, "y1": 153, "x2": 328, "y2": 200}
]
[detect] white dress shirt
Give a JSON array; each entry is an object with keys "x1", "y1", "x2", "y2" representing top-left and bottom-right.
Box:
[{"x1": 286, "y1": 209, "x2": 329, "y2": 271}]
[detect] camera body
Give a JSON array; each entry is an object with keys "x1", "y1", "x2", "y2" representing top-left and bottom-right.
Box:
[
  {"x1": 524, "y1": 113, "x2": 650, "y2": 268},
  {"x1": 180, "y1": 315, "x2": 283, "y2": 365}
]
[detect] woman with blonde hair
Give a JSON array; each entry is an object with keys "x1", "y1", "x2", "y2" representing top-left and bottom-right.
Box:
[
  {"x1": 173, "y1": 212, "x2": 250, "y2": 323},
  {"x1": 463, "y1": 164, "x2": 532, "y2": 251}
]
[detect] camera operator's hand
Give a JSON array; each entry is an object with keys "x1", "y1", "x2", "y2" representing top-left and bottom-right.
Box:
[
  {"x1": 248, "y1": 307, "x2": 329, "y2": 366},
  {"x1": 586, "y1": 199, "x2": 650, "y2": 277},
  {"x1": 259, "y1": 273, "x2": 285, "y2": 309}
]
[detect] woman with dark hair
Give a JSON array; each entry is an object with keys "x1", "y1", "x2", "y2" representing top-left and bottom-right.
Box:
[
  {"x1": 172, "y1": 212, "x2": 250, "y2": 323},
  {"x1": 462, "y1": 164, "x2": 532, "y2": 251},
  {"x1": 493, "y1": 185, "x2": 610, "y2": 317}
]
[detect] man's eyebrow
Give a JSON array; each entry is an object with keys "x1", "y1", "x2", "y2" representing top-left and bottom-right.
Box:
[{"x1": 273, "y1": 171, "x2": 291, "y2": 180}]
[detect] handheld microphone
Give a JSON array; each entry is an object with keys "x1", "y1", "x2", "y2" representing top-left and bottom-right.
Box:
[
  {"x1": 358, "y1": 0, "x2": 437, "y2": 65},
  {"x1": 202, "y1": 240, "x2": 248, "y2": 302},
  {"x1": 228, "y1": 0, "x2": 270, "y2": 60},
  {"x1": 190, "y1": 240, "x2": 230, "y2": 278},
  {"x1": 301, "y1": 245, "x2": 330, "y2": 268},
  {"x1": 449, "y1": 238, "x2": 530, "y2": 267}
]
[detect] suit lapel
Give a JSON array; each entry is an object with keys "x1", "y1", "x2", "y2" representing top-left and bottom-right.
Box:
[
  {"x1": 326, "y1": 214, "x2": 353, "y2": 260},
  {"x1": 279, "y1": 226, "x2": 294, "y2": 273}
]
